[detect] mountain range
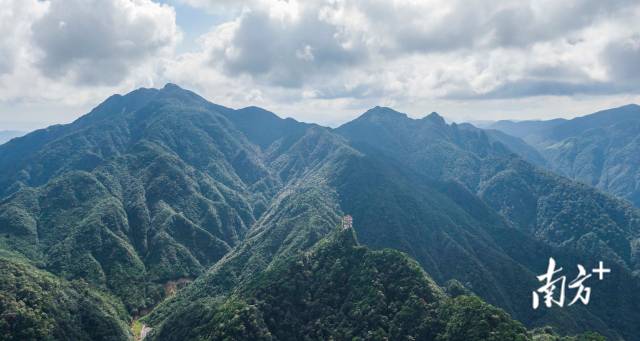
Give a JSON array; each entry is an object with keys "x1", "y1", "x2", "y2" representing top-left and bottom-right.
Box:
[
  {"x1": 490, "y1": 104, "x2": 640, "y2": 207},
  {"x1": 0, "y1": 84, "x2": 637, "y2": 340}
]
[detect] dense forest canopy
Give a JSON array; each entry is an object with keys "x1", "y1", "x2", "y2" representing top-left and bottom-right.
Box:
[{"x1": 0, "y1": 84, "x2": 637, "y2": 340}]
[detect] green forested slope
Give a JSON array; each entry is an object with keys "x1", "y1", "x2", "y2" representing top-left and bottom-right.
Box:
[
  {"x1": 337, "y1": 107, "x2": 640, "y2": 275},
  {"x1": 0, "y1": 85, "x2": 637, "y2": 340},
  {"x1": 0, "y1": 84, "x2": 357, "y2": 339},
  {"x1": 0, "y1": 252, "x2": 130, "y2": 340},
  {"x1": 148, "y1": 228, "x2": 605, "y2": 341},
  {"x1": 148, "y1": 102, "x2": 639, "y2": 339},
  {"x1": 489, "y1": 104, "x2": 640, "y2": 207},
  {"x1": 145, "y1": 126, "x2": 354, "y2": 333},
  {"x1": 336, "y1": 107, "x2": 640, "y2": 339},
  {"x1": 0, "y1": 84, "x2": 283, "y2": 316},
  {"x1": 149, "y1": 228, "x2": 530, "y2": 341}
]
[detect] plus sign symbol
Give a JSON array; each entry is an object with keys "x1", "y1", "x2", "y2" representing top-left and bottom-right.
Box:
[{"x1": 592, "y1": 261, "x2": 611, "y2": 280}]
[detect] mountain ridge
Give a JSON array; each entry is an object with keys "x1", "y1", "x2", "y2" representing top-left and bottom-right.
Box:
[
  {"x1": 489, "y1": 104, "x2": 640, "y2": 207},
  {"x1": 1, "y1": 84, "x2": 637, "y2": 340}
]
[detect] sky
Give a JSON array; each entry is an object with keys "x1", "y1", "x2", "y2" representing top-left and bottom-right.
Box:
[{"x1": 1, "y1": 0, "x2": 639, "y2": 131}]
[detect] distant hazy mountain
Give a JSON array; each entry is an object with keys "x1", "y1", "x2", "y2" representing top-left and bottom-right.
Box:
[
  {"x1": 459, "y1": 123, "x2": 548, "y2": 167},
  {"x1": 0, "y1": 130, "x2": 24, "y2": 145},
  {"x1": 490, "y1": 104, "x2": 640, "y2": 206},
  {"x1": 1, "y1": 85, "x2": 636, "y2": 340}
]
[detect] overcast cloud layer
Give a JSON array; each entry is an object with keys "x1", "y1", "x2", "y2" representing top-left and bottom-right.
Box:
[{"x1": 1, "y1": 0, "x2": 639, "y2": 130}]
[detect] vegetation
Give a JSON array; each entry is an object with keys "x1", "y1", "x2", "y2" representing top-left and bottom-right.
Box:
[
  {"x1": 336, "y1": 106, "x2": 640, "y2": 339},
  {"x1": 490, "y1": 104, "x2": 640, "y2": 207},
  {"x1": 0, "y1": 84, "x2": 278, "y2": 313},
  {"x1": 149, "y1": 228, "x2": 533, "y2": 340},
  {"x1": 0, "y1": 85, "x2": 636, "y2": 339},
  {"x1": 0, "y1": 252, "x2": 130, "y2": 340}
]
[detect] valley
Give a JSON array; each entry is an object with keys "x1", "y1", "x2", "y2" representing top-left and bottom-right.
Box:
[{"x1": 1, "y1": 84, "x2": 637, "y2": 340}]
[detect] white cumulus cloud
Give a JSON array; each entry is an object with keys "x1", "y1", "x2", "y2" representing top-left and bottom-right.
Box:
[{"x1": 1, "y1": 0, "x2": 640, "y2": 130}]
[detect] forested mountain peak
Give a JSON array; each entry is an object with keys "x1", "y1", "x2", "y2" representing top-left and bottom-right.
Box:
[
  {"x1": 348, "y1": 107, "x2": 447, "y2": 127},
  {"x1": 356, "y1": 105, "x2": 409, "y2": 121},
  {"x1": 223, "y1": 105, "x2": 311, "y2": 149},
  {"x1": 76, "y1": 83, "x2": 216, "y2": 125},
  {"x1": 337, "y1": 105, "x2": 467, "y2": 156},
  {"x1": 423, "y1": 111, "x2": 447, "y2": 124},
  {"x1": 1, "y1": 84, "x2": 638, "y2": 340},
  {"x1": 0, "y1": 84, "x2": 291, "y2": 316},
  {"x1": 0, "y1": 84, "x2": 242, "y2": 196}
]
